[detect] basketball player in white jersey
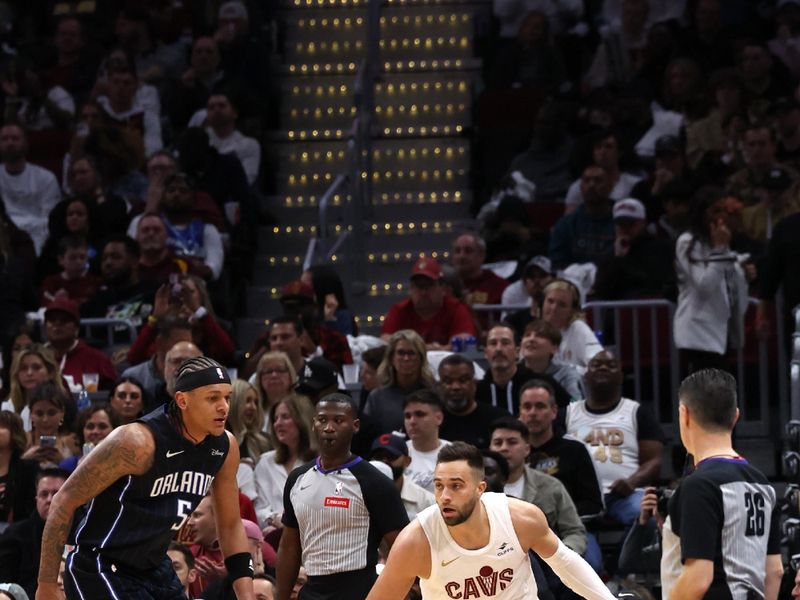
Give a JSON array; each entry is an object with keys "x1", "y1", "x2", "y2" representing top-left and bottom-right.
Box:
[{"x1": 366, "y1": 441, "x2": 614, "y2": 600}]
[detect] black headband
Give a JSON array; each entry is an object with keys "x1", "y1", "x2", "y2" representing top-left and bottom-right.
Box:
[{"x1": 175, "y1": 366, "x2": 231, "y2": 392}]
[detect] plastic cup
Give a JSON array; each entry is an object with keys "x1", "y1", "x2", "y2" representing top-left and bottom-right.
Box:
[
  {"x1": 342, "y1": 364, "x2": 359, "y2": 384},
  {"x1": 82, "y1": 373, "x2": 99, "y2": 393}
]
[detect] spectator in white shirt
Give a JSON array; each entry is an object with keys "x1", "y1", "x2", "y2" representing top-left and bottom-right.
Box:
[
  {"x1": 402, "y1": 389, "x2": 450, "y2": 492},
  {"x1": 205, "y1": 92, "x2": 260, "y2": 185},
  {"x1": 0, "y1": 123, "x2": 61, "y2": 255},
  {"x1": 96, "y1": 58, "x2": 162, "y2": 157},
  {"x1": 253, "y1": 394, "x2": 318, "y2": 532},
  {"x1": 369, "y1": 433, "x2": 435, "y2": 521},
  {"x1": 541, "y1": 279, "x2": 602, "y2": 373}
]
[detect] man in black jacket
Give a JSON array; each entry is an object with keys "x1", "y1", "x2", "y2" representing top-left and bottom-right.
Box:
[
  {"x1": 476, "y1": 324, "x2": 570, "y2": 415},
  {"x1": 0, "y1": 468, "x2": 67, "y2": 598},
  {"x1": 593, "y1": 198, "x2": 675, "y2": 301}
]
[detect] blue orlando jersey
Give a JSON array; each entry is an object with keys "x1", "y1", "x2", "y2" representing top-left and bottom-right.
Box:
[{"x1": 68, "y1": 406, "x2": 229, "y2": 569}]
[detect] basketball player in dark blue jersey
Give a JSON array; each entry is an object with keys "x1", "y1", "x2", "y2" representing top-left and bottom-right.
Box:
[{"x1": 36, "y1": 357, "x2": 256, "y2": 600}]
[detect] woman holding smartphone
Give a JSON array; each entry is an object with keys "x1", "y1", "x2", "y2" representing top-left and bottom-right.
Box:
[
  {"x1": 59, "y1": 403, "x2": 120, "y2": 473},
  {"x1": 22, "y1": 381, "x2": 78, "y2": 465}
]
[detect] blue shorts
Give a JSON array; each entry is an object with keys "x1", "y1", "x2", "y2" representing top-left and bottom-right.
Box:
[{"x1": 65, "y1": 550, "x2": 185, "y2": 600}]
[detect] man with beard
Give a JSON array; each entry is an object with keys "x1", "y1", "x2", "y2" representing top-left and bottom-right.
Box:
[
  {"x1": 365, "y1": 442, "x2": 615, "y2": 600},
  {"x1": 476, "y1": 324, "x2": 569, "y2": 416},
  {"x1": 276, "y1": 393, "x2": 408, "y2": 600},
  {"x1": 369, "y1": 433, "x2": 435, "y2": 521},
  {"x1": 520, "y1": 380, "x2": 602, "y2": 519},
  {"x1": 81, "y1": 235, "x2": 159, "y2": 326},
  {"x1": 159, "y1": 172, "x2": 224, "y2": 281},
  {"x1": 438, "y1": 354, "x2": 509, "y2": 449},
  {"x1": 566, "y1": 350, "x2": 664, "y2": 526},
  {"x1": 0, "y1": 123, "x2": 61, "y2": 255}
]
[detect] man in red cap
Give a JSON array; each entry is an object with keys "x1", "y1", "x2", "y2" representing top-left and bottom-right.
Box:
[
  {"x1": 381, "y1": 258, "x2": 476, "y2": 349},
  {"x1": 44, "y1": 297, "x2": 117, "y2": 391}
]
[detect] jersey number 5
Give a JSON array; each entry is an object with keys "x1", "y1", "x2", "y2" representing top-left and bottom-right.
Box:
[
  {"x1": 744, "y1": 492, "x2": 765, "y2": 536},
  {"x1": 171, "y1": 499, "x2": 194, "y2": 531}
]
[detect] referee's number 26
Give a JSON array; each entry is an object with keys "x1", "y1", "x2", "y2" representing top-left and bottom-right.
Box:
[
  {"x1": 744, "y1": 492, "x2": 765, "y2": 537},
  {"x1": 171, "y1": 499, "x2": 194, "y2": 531}
]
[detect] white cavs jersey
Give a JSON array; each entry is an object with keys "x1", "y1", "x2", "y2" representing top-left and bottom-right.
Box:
[{"x1": 417, "y1": 492, "x2": 538, "y2": 599}]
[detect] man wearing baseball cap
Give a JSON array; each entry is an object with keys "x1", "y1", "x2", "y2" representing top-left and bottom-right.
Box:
[
  {"x1": 381, "y1": 257, "x2": 476, "y2": 349},
  {"x1": 369, "y1": 433, "x2": 435, "y2": 520},
  {"x1": 594, "y1": 199, "x2": 674, "y2": 300},
  {"x1": 44, "y1": 297, "x2": 117, "y2": 391}
]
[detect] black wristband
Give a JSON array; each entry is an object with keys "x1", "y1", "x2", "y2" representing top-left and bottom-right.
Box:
[{"x1": 225, "y1": 552, "x2": 254, "y2": 580}]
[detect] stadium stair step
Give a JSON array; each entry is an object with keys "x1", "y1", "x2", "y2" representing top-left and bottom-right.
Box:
[{"x1": 240, "y1": 0, "x2": 489, "y2": 344}]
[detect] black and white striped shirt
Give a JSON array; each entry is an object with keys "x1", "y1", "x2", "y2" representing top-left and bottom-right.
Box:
[
  {"x1": 282, "y1": 456, "x2": 408, "y2": 576},
  {"x1": 670, "y1": 457, "x2": 780, "y2": 599}
]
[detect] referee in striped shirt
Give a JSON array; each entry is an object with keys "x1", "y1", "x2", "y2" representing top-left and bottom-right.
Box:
[
  {"x1": 276, "y1": 393, "x2": 409, "y2": 600},
  {"x1": 669, "y1": 369, "x2": 782, "y2": 599}
]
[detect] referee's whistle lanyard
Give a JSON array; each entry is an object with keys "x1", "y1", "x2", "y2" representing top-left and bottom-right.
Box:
[
  {"x1": 689, "y1": 454, "x2": 746, "y2": 474},
  {"x1": 490, "y1": 382, "x2": 514, "y2": 415},
  {"x1": 315, "y1": 454, "x2": 362, "y2": 474}
]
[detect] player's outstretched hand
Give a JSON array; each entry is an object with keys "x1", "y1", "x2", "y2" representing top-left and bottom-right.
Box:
[{"x1": 35, "y1": 582, "x2": 65, "y2": 600}]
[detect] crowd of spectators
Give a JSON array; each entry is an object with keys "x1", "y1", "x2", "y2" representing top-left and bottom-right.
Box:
[{"x1": 0, "y1": 0, "x2": 798, "y2": 598}]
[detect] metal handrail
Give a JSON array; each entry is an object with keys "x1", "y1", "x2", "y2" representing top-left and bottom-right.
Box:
[
  {"x1": 473, "y1": 297, "x2": 787, "y2": 437},
  {"x1": 314, "y1": 173, "x2": 348, "y2": 261},
  {"x1": 306, "y1": 0, "x2": 381, "y2": 280},
  {"x1": 34, "y1": 317, "x2": 139, "y2": 348}
]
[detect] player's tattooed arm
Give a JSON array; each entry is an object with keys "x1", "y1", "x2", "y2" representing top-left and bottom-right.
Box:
[{"x1": 38, "y1": 424, "x2": 155, "y2": 584}]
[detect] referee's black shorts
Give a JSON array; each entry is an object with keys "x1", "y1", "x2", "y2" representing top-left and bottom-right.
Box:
[
  {"x1": 64, "y1": 550, "x2": 185, "y2": 600},
  {"x1": 301, "y1": 567, "x2": 378, "y2": 600}
]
